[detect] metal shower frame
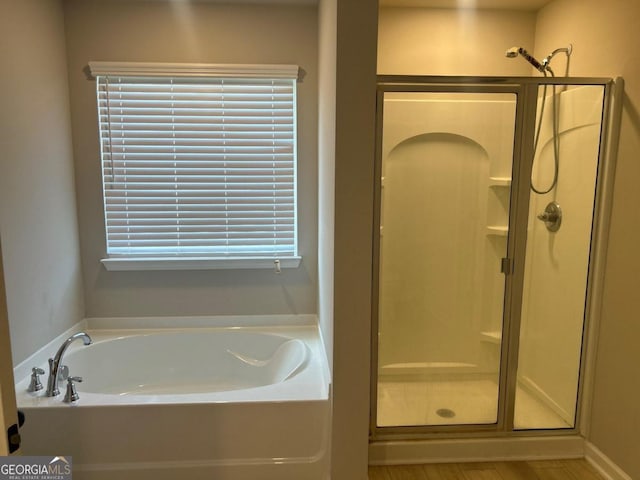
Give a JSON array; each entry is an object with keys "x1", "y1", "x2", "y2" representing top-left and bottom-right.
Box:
[{"x1": 369, "y1": 75, "x2": 621, "y2": 442}]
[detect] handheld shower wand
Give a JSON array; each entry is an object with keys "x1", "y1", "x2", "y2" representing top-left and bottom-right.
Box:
[
  {"x1": 506, "y1": 44, "x2": 573, "y2": 76},
  {"x1": 505, "y1": 45, "x2": 573, "y2": 194},
  {"x1": 505, "y1": 47, "x2": 546, "y2": 74}
]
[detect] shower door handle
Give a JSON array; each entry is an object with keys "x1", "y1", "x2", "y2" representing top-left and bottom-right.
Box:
[{"x1": 501, "y1": 257, "x2": 512, "y2": 275}]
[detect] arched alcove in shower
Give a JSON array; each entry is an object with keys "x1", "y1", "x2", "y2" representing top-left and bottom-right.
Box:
[
  {"x1": 379, "y1": 133, "x2": 490, "y2": 378},
  {"x1": 371, "y1": 78, "x2": 615, "y2": 437}
]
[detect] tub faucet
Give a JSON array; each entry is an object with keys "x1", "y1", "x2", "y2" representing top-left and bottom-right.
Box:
[{"x1": 46, "y1": 332, "x2": 92, "y2": 397}]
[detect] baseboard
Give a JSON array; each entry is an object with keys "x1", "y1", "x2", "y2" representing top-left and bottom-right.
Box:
[
  {"x1": 72, "y1": 455, "x2": 327, "y2": 480},
  {"x1": 73, "y1": 464, "x2": 324, "y2": 480},
  {"x1": 584, "y1": 442, "x2": 632, "y2": 480},
  {"x1": 369, "y1": 435, "x2": 585, "y2": 465}
]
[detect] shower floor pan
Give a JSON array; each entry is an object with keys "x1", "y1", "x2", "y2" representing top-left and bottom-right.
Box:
[{"x1": 377, "y1": 378, "x2": 571, "y2": 429}]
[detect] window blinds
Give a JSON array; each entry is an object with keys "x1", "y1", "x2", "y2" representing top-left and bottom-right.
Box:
[{"x1": 94, "y1": 67, "x2": 298, "y2": 260}]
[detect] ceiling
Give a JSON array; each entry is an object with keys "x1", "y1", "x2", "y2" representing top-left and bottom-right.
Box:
[
  {"x1": 379, "y1": 0, "x2": 553, "y2": 10},
  {"x1": 91, "y1": 0, "x2": 554, "y2": 9},
  {"x1": 93, "y1": 0, "x2": 552, "y2": 8}
]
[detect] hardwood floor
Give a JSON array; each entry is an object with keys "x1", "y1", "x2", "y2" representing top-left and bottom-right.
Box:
[{"x1": 368, "y1": 459, "x2": 605, "y2": 480}]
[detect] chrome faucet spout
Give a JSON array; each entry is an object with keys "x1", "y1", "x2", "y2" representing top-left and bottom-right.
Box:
[{"x1": 46, "y1": 332, "x2": 92, "y2": 397}]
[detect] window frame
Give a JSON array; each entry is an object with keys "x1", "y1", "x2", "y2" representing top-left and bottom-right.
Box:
[{"x1": 89, "y1": 62, "x2": 302, "y2": 271}]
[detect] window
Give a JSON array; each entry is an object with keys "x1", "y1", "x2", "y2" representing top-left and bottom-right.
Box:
[{"x1": 89, "y1": 62, "x2": 300, "y2": 271}]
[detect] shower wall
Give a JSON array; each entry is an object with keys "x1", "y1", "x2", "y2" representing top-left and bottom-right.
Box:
[
  {"x1": 379, "y1": 93, "x2": 515, "y2": 376},
  {"x1": 517, "y1": 86, "x2": 604, "y2": 425}
]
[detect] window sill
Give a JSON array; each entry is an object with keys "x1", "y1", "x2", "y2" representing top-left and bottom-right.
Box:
[{"x1": 101, "y1": 256, "x2": 301, "y2": 272}]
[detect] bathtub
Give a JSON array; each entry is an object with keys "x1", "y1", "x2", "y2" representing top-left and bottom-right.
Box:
[{"x1": 15, "y1": 316, "x2": 330, "y2": 480}]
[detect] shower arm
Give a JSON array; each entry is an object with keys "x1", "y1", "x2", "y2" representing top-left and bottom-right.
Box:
[{"x1": 542, "y1": 44, "x2": 572, "y2": 75}]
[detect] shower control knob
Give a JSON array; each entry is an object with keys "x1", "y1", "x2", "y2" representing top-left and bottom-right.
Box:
[
  {"x1": 537, "y1": 211, "x2": 557, "y2": 221},
  {"x1": 537, "y1": 201, "x2": 562, "y2": 232}
]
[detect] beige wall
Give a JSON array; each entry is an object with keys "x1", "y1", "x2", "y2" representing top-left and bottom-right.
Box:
[
  {"x1": 535, "y1": 1, "x2": 640, "y2": 477},
  {"x1": 378, "y1": 7, "x2": 536, "y2": 76},
  {"x1": 63, "y1": 0, "x2": 318, "y2": 317},
  {"x1": 318, "y1": 0, "x2": 337, "y2": 374},
  {"x1": 331, "y1": 0, "x2": 378, "y2": 478},
  {"x1": 0, "y1": 0, "x2": 84, "y2": 364},
  {"x1": 0, "y1": 241, "x2": 18, "y2": 454}
]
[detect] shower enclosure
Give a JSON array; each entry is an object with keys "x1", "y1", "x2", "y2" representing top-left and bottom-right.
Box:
[{"x1": 371, "y1": 76, "x2": 617, "y2": 438}]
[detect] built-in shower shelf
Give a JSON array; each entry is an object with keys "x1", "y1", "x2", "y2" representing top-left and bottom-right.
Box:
[
  {"x1": 480, "y1": 330, "x2": 502, "y2": 344},
  {"x1": 486, "y1": 226, "x2": 508, "y2": 237},
  {"x1": 488, "y1": 177, "x2": 512, "y2": 187}
]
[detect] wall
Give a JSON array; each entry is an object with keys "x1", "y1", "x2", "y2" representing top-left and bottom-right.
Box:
[
  {"x1": 535, "y1": 1, "x2": 640, "y2": 477},
  {"x1": 63, "y1": 0, "x2": 318, "y2": 318},
  {"x1": 318, "y1": 0, "x2": 336, "y2": 374},
  {"x1": 0, "y1": 240, "x2": 19, "y2": 454},
  {"x1": 331, "y1": 1, "x2": 378, "y2": 478},
  {"x1": 377, "y1": 94, "x2": 516, "y2": 377},
  {"x1": 378, "y1": 7, "x2": 537, "y2": 76},
  {"x1": 0, "y1": 0, "x2": 85, "y2": 364}
]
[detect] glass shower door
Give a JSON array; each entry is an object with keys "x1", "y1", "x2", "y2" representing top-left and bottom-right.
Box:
[
  {"x1": 375, "y1": 90, "x2": 518, "y2": 428},
  {"x1": 514, "y1": 84, "x2": 606, "y2": 430}
]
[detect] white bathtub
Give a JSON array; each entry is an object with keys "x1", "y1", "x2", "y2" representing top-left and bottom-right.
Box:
[{"x1": 15, "y1": 316, "x2": 330, "y2": 480}]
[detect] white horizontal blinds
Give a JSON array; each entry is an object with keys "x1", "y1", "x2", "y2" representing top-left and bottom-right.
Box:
[{"x1": 96, "y1": 74, "x2": 297, "y2": 258}]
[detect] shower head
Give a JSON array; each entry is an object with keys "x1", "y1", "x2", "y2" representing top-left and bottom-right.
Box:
[
  {"x1": 505, "y1": 47, "x2": 520, "y2": 58},
  {"x1": 505, "y1": 46, "x2": 546, "y2": 73}
]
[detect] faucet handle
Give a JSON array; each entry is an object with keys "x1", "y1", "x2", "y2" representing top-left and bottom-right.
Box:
[
  {"x1": 28, "y1": 367, "x2": 45, "y2": 392},
  {"x1": 63, "y1": 376, "x2": 83, "y2": 403}
]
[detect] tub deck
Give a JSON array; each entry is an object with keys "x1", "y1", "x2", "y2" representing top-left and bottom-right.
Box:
[{"x1": 14, "y1": 316, "x2": 330, "y2": 480}]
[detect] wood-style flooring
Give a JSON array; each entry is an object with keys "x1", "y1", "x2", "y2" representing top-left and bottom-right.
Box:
[{"x1": 368, "y1": 459, "x2": 605, "y2": 480}]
